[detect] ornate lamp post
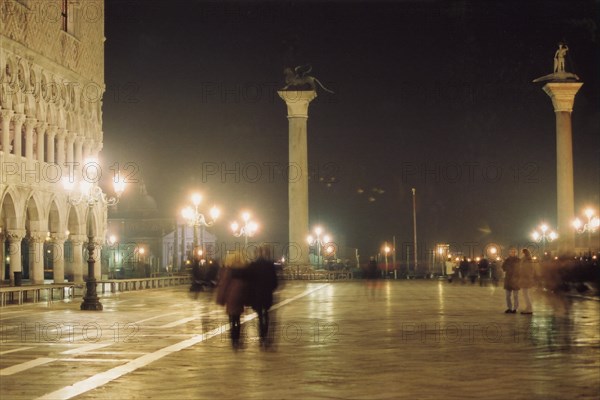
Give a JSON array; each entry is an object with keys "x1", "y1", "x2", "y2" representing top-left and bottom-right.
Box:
[
  {"x1": 181, "y1": 193, "x2": 219, "y2": 261},
  {"x1": 307, "y1": 226, "x2": 331, "y2": 269},
  {"x1": 573, "y1": 208, "x2": 600, "y2": 255},
  {"x1": 107, "y1": 234, "x2": 117, "y2": 279},
  {"x1": 63, "y1": 161, "x2": 125, "y2": 311},
  {"x1": 531, "y1": 223, "x2": 558, "y2": 257},
  {"x1": 384, "y1": 244, "x2": 391, "y2": 277},
  {"x1": 231, "y1": 211, "x2": 259, "y2": 248}
]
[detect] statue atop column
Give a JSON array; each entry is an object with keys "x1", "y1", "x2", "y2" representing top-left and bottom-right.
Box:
[
  {"x1": 281, "y1": 65, "x2": 335, "y2": 93},
  {"x1": 554, "y1": 42, "x2": 568, "y2": 73},
  {"x1": 533, "y1": 42, "x2": 579, "y2": 83}
]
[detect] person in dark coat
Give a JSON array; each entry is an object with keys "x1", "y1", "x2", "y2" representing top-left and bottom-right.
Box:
[
  {"x1": 216, "y1": 251, "x2": 248, "y2": 348},
  {"x1": 478, "y1": 256, "x2": 490, "y2": 286},
  {"x1": 459, "y1": 257, "x2": 469, "y2": 284},
  {"x1": 502, "y1": 248, "x2": 520, "y2": 313},
  {"x1": 189, "y1": 259, "x2": 204, "y2": 299},
  {"x1": 247, "y1": 246, "x2": 278, "y2": 345}
]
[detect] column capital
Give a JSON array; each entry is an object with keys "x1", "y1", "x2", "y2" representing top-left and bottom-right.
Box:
[
  {"x1": 69, "y1": 234, "x2": 87, "y2": 245},
  {"x1": 278, "y1": 90, "x2": 317, "y2": 118},
  {"x1": 542, "y1": 82, "x2": 584, "y2": 113},
  {"x1": 28, "y1": 232, "x2": 47, "y2": 244},
  {"x1": 24, "y1": 117, "x2": 38, "y2": 129},
  {"x1": 36, "y1": 121, "x2": 49, "y2": 133},
  {"x1": 6, "y1": 229, "x2": 27, "y2": 242},
  {"x1": 1, "y1": 109, "x2": 14, "y2": 120},
  {"x1": 50, "y1": 233, "x2": 67, "y2": 244},
  {"x1": 47, "y1": 125, "x2": 59, "y2": 137},
  {"x1": 13, "y1": 113, "x2": 26, "y2": 125}
]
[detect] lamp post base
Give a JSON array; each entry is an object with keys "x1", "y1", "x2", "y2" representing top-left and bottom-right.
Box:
[{"x1": 81, "y1": 279, "x2": 103, "y2": 310}]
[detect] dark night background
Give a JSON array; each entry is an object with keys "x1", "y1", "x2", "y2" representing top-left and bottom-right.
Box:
[{"x1": 102, "y1": 0, "x2": 599, "y2": 260}]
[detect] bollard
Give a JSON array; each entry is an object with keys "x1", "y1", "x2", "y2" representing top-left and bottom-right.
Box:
[{"x1": 14, "y1": 271, "x2": 22, "y2": 286}]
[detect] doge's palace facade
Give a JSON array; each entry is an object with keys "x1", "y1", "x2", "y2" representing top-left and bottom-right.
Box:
[{"x1": 1, "y1": 0, "x2": 106, "y2": 285}]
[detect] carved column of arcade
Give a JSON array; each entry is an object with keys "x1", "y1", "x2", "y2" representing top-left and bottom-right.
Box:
[
  {"x1": 1, "y1": 110, "x2": 14, "y2": 153},
  {"x1": 50, "y1": 234, "x2": 67, "y2": 283},
  {"x1": 70, "y1": 234, "x2": 85, "y2": 283},
  {"x1": 66, "y1": 134, "x2": 75, "y2": 183},
  {"x1": 542, "y1": 82, "x2": 583, "y2": 255},
  {"x1": 28, "y1": 232, "x2": 46, "y2": 284},
  {"x1": 74, "y1": 137, "x2": 84, "y2": 166},
  {"x1": 7, "y1": 230, "x2": 26, "y2": 286},
  {"x1": 56, "y1": 129, "x2": 67, "y2": 166},
  {"x1": 0, "y1": 231, "x2": 4, "y2": 281},
  {"x1": 278, "y1": 90, "x2": 317, "y2": 266},
  {"x1": 12, "y1": 114, "x2": 26, "y2": 158},
  {"x1": 24, "y1": 118, "x2": 37, "y2": 160},
  {"x1": 36, "y1": 122, "x2": 48, "y2": 163},
  {"x1": 82, "y1": 139, "x2": 92, "y2": 162},
  {"x1": 46, "y1": 125, "x2": 57, "y2": 164}
]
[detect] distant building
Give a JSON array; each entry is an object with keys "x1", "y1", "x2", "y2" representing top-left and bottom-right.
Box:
[{"x1": 106, "y1": 182, "x2": 216, "y2": 277}]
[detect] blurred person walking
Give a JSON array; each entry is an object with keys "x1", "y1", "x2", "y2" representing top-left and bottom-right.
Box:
[
  {"x1": 519, "y1": 248, "x2": 535, "y2": 314},
  {"x1": 502, "y1": 248, "x2": 520, "y2": 313},
  {"x1": 216, "y1": 251, "x2": 249, "y2": 349},
  {"x1": 247, "y1": 245, "x2": 278, "y2": 346}
]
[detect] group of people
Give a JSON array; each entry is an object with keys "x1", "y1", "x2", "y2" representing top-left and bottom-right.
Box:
[
  {"x1": 502, "y1": 248, "x2": 536, "y2": 314},
  {"x1": 211, "y1": 246, "x2": 279, "y2": 349},
  {"x1": 450, "y1": 257, "x2": 501, "y2": 286}
]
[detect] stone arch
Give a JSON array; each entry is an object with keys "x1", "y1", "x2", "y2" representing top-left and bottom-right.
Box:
[
  {"x1": 66, "y1": 205, "x2": 83, "y2": 236},
  {"x1": 24, "y1": 192, "x2": 44, "y2": 233},
  {"x1": 0, "y1": 189, "x2": 20, "y2": 231},
  {"x1": 47, "y1": 197, "x2": 62, "y2": 234}
]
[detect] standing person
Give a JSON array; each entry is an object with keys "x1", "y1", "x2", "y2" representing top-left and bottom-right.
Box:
[
  {"x1": 520, "y1": 248, "x2": 535, "y2": 314},
  {"x1": 459, "y1": 257, "x2": 469, "y2": 284},
  {"x1": 189, "y1": 259, "x2": 204, "y2": 299},
  {"x1": 478, "y1": 256, "x2": 490, "y2": 287},
  {"x1": 216, "y1": 251, "x2": 248, "y2": 349},
  {"x1": 247, "y1": 246, "x2": 278, "y2": 346},
  {"x1": 468, "y1": 258, "x2": 478, "y2": 284},
  {"x1": 502, "y1": 248, "x2": 520, "y2": 313}
]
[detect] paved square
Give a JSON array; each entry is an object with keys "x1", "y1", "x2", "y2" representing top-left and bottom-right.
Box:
[{"x1": 1, "y1": 280, "x2": 598, "y2": 399}]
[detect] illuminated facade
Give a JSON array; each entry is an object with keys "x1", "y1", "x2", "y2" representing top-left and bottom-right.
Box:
[{"x1": 1, "y1": 0, "x2": 106, "y2": 284}]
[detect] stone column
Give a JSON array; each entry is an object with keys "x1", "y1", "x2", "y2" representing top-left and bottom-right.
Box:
[
  {"x1": 12, "y1": 114, "x2": 26, "y2": 157},
  {"x1": 24, "y1": 118, "x2": 37, "y2": 160},
  {"x1": 82, "y1": 139, "x2": 92, "y2": 162},
  {"x1": 29, "y1": 232, "x2": 45, "y2": 284},
  {"x1": 542, "y1": 82, "x2": 583, "y2": 255},
  {"x1": 56, "y1": 129, "x2": 66, "y2": 166},
  {"x1": 36, "y1": 122, "x2": 48, "y2": 163},
  {"x1": 70, "y1": 235, "x2": 85, "y2": 283},
  {"x1": 51, "y1": 234, "x2": 66, "y2": 283},
  {"x1": 1, "y1": 110, "x2": 14, "y2": 153},
  {"x1": 7, "y1": 230, "x2": 25, "y2": 286},
  {"x1": 0, "y1": 232, "x2": 4, "y2": 282},
  {"x1": 74, "y1": 137, "x2": 83, "y2": 166},
  {"x1": 278, "y1": 90, "x2": 317, "y2": 266},
  {"x1": 47, "y1": 126, "x2": 57, "y2": 164}
]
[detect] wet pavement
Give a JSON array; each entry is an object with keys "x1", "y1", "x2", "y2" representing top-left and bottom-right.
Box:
[{"x1": 0, "y1": 280, "x2": 598, "y2": 399}]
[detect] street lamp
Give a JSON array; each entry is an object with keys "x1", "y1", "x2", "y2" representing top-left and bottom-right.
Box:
[
  {"x1": 531, "y1": 223, "x2": 558, "y2": 256},
  {"x1": 573, "y1": 208, "x2": 600, "y2": 255},
  {"x1": 108, "y1": 234, "x2": 117, "y2": 279},
  {"x1": 181, "y1": 193, "x2": 219, "y2": 261},
  {"x1": 231, "y1": 211, "x2": 259, "y2": 248},
  {"x1": 384, "y1": 244, "x2": 391, "y2": 277},
  {"x1": 307, "y1": 226, "x2": 332, "y2": 269},
  {"x1": 62, "y1": 159, "x2": 125, "y2": 311}
]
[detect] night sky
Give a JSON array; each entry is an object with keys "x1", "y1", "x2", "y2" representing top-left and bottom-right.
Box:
[{"x1": 102, "y1": 0, "x2": 599, "y2": 260}]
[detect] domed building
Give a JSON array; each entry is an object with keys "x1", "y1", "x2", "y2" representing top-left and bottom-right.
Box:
[{"x1": 105, "y1": 181, "x2": 216, "y2": 278}]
